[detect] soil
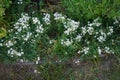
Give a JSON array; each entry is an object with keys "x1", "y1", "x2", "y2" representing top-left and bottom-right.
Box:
[{"x1": 0, "y1": 55, "x2": 120, "y2": 80}]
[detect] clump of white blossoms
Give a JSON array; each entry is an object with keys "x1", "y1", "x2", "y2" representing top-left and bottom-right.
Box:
[
  {"x1": 81, "y1": 47, "x2": 89, "y2": 54},
  {"x1": 104, "y1": 47, "x2": 114, "y2": 54},
  {"x1": 88, "y1": 17, "x2": 101, "y2": 27},
  {"x1": 97, "y1": 46, "x2": 114, "y2": 56},
  {"x1": 107, "y1": 26, "x2": 114, "y2": 36},
  {"x1": 75, "y1": 34, "x2": 82, "y2": 42},
  {"x1": 35, "y1": 56, "x2": 40, "y2": 64},
  {"x1": 54, "y1": 12, "x2": 66, "y2": 22},
  {"x1": 77, "y1": 47, "x2": 89, "y2": 55},
  {"x1": 0, "y1": 12, "x2": 118, "y2": 61},
  {"x1": 97, "y1": 30, "x2": 107, "y2": 42},
  {"x1": 0, "y1": 13, "x2": 44, "y2": 58},
  {"x1": 8, "y1": 48, "x2": 24, "y2": 57},
  {"x1": 17, "y1": 0, "x2": 23, "y2": 4},
  {"x1": 87, "y1": 26, "x2": 94, "y2": 35},
  {"x1": 61, "y1": 39, "x2": 73, "y2": 46},
  {"x1": 114, "y1": 17, "x2": 120, "y2": 27},
  {"x1": 12, "y1": 13, "x2": 44, "y2": 41},
  {"x1": 81, "y1": 26, "x2": 94, "y2": 36},
  {"x1": 64, "y1": 18, "x2": 80, "y2": 35},
  {"x1": 47, "y1": 12, "x2": 116, "y2": 57},
  {"x1": 32, "y1": 17, "x2": 44, "y2": 35},
  {"x1": 5, "y1": 40, "x2": 16, "y2": 47},
  {"x1": 43, "y1": 13, "x2": 51, "y2": 25},
  {"x1": 81, "y1": 26, "x2": 87, "y2": 35}
]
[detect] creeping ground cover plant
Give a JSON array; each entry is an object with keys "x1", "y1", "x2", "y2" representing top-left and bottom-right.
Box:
[
  {"x1": 0, "y1": 0, "x2": 120, "y2": 63},
  {"x1": 0, "y1": 11, "x2": 120, "y2": 63}
]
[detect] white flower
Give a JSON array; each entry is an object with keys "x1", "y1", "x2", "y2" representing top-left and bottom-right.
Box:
[
  {"x1": 36, "y1": 24, "x2": 44, "y2": 33},
  {"x1": 83, "y1": 47, "x2": 89, "y2": 54},
  {"x1": 107, "y1": 26, "x2": 114, "y2": 35},
  {"x1": 18, "y1": 14, "x2": 30, "y2": 23},
  {"x1": 77, "y1": 50, "x2": 81, "y2": 54},
  {"x1": 104, "y1": 47, "x2": 110, "y2": 53},
  {"x1": 87, "y1": 27, "x2": 94, "y2": 35},
  {"x1": 37, "y1": 57, "x2": 40, "y2": 61},
  {"x1": 32, "y1": 17, "x2": 39, "y2": 24},
  {"x1": 114, "y1": 18, "x2": 119, "y2": 24},
  {"x1": 35, "y1": 60, "x2": 39, "y2": 64},
  {"x1": 88, "y1": 18, "x2": 101, "y2": 27},
  {"x1": 14, "y1": 13, "x2": 30, "y2": 35},
  {"x1": 75, "y1": 34, "x2": 82, "y2": 42},
  {"x1": 20, "y1": 59, "x2": 24, "y2": 62},
  {"x1": 5, "y1": 40, "x2": 15, "y2": 47},
  {"x1": 64, "y1": 18, "x2": 79, "y2": 35},
  {"x1": 81, "y1": 27, "x2": 87, "y2": 35},
  {"x1": 81, "y1": 47, "x2": 89, "y2": 54},
  {"x1": 97, "y1": 30, "x2": 107, "y2": 42},
  {"x1": 34, "y1": 69, "x2": 37, "y2": 73},
  {"x1": 17, "y1": 0, "x2": 23, "y2": 4},
  {"x1": 94, "y1": 17, "x2": 100, "y2": 22},
  {"x1": 74, "y1": 59, "x2": 80, "y2": 65},
  {"x1": 64, "y1": 28, "x2": 73, "y2": 35},
  {"x1": 17, "y1": 27, "x2": 22, "y2": 32},
  {"x1": 97, "y1": 36, "x2": 105, "y2": 42},
  {"x1": 104, "y1": 46, "x2": 114, "y2": 54},
  {"x1": 0, "y1": 43, "x2": 3, "y2": 46},
  {"x1": 61, "y1": 39, "x2": 73, "y2": 46},
  {"x1": 54, "y1": 12, "x2": 66, "y2": 21},
  {"x1": 88, "y1": 22, "x2": 94, "y2": 27},
  {"x1": 8, "y1": 48, "x2": 24, "y2": 57},
  {"x1": 43, "y1": 13, "x2": 51, "y2": 25},
  {"x1": 94, "y1": 23, "x2": 101, "y2": 27},
  {"x1": 23, "y1": 32, "x2": 32, "y2": 41},
  {"x1": 98, "y1": 47, "x2": 102, "y2": 55},
  {"x1": 49, "y1": 40, "x2": 54, "y2": 44},
  {"x1": 34, "y1": 69, "x2": 40, "y2": 73}
]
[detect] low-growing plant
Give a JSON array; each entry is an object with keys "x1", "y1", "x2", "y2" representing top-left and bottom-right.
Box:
[{"x1": 0, "y1": 0, "x2": 120, "y2": 63}]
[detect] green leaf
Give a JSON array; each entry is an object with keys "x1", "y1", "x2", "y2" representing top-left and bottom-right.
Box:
[{"x1": 0, "y1": 27, "x2": 7, "y2": 38}]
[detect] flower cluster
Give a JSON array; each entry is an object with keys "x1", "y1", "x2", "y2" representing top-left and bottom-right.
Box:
[
  {"x1": 43, "y1": 13, "x2": 51, "y2": 25},
  {"x1": 35, "y1": 56, "x2": 40, "y2": 64},
  {"x1": 88, "y1": 18, "x2": 101, "y2": 27},
  {"x1": 54, "y1": 12, "x2": 66, "y2": 22},
  {"x1": 64, "y1": 19, "x2": 79, "y2": 35},
  {"x1": 104, "y1": 47, "x2": 114, "y2": 54},
  {"x1": 96, "y1": 30, "x2": 107, "y2": 42},
  {"x1": 17, "y1": 0, "x2": 23, "y2": 4},
  {"x1": 114, "y1": 17, "x2": 120, "y2": 27},
  {"x1": 77, "y1": 47, "x2": 89, "y2": 54},
  {"x1": 50, "y1": 13, "x2": 117, "y2": 57},
  {"x1": 61, "y1": 39, "x2": 73, "y2": 46},
  {"x1": 0, "y1": 13, "x2": 44, "y2": 59},
  {"x1": 8, "y1": 48, "x2": 24, "y2": 57},
  {"x1": 0, "y1": 12, "x2": 119, "y2": 62},
  {"x1": 44, "y1": 12, "x2": 117, "y2": 57}
]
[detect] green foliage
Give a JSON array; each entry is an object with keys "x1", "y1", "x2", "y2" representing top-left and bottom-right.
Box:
[
  {"x1": 0, "y1": 27, "x2": 6, "y2": 38},
  {"x1": 0, "y1": 0, "x2": 11, "y2": 38},
  {"x1": 0, "y1": 0, "x2": 11, "y2": 19},
  {"x1": 62, "y1": 0, "x2": 120, "y2": 24},
  {"x1": 0, "y1": 0, "x2": 120, "y2": 63}
]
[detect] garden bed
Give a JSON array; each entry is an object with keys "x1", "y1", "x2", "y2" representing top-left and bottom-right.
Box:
[{"x1": 0, "y1": 0, "x2": 120, "y2": 80}]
